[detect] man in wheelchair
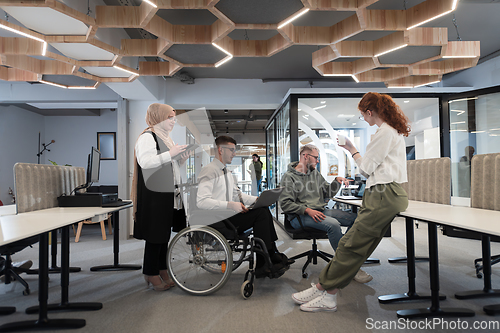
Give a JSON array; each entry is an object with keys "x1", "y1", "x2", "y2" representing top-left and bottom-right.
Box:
[{"x1": 196, "y1": 136, "x2": 292, "y2": 278}]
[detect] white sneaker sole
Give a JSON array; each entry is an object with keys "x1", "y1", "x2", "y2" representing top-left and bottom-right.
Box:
[{"x1": 300, "y1": 305, "x2": 337, "y2": 312}]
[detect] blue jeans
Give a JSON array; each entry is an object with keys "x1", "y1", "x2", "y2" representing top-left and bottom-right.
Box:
[{"x1": 290, "y1": 209, "x2": 355, "y2": 251}]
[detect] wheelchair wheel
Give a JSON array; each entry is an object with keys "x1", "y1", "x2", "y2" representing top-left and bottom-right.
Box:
[
  {"x1": 241, "y1": 280, "x2": 253, "y2": 299},
  {"x1": 168, "y1": 226, "x2": 233, "y2": 296}
]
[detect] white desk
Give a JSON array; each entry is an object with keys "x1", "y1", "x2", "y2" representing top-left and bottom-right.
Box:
[
  {"x1": 0, "y1": 204, "x2": 135, "y2": 332},
  {"x1": 332, "y1": 199, "x2": 500, "y2": 318},
  {"x1": 0, "y1": 205, "x2": 16, "y2": 217}
]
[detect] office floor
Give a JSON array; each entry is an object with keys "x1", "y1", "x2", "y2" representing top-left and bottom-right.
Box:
[{"x1": 1, "y1": 218, "x2": 500, "y2": 332}]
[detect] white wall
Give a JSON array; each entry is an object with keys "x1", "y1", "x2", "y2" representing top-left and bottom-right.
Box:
[
  {"x1": 44, "y1": 109, "x2": 118, "y2": 186},
  {"x1": 0, "y1": 105, "x2": 45, "y2": 204}
]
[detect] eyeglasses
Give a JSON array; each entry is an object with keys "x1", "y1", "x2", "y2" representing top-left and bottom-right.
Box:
[
  {"x1": 307, "y1": 154, "x2": 319, "y2": 161},
  {"x1": 358, "y1": 115, "x2": 364, "y2": 121},
  {"x1": 222, "y1": 147, "x2": 236, "y2": 153}
]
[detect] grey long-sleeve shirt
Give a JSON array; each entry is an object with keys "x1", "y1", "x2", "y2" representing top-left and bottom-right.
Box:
[{"x1": 279, "y1": 162, "x2": 341, "y2": 215}]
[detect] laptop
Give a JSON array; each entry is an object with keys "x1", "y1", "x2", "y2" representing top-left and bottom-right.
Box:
[
  {"x1": 335, "y1": 183, "x2": 365, "y2": 200},
  {"x1": 249, "y1": 188, "x2": 284, "y2": 209}
]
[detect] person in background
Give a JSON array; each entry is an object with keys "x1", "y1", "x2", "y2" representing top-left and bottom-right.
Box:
[
  {"x1": 279, "y1": 144, "x2": 371, "y2": 284},
  {"x1": 292, "y1": 92, "x2": 410, "y2": 312},
  {"x1": 131, "y1": 103, "x2": 189, "y2": 291},
  {"x1": 197, "y1": 136, "x2": 292, "y2": 278},
  {"x1": 248, "y1": 153, "x2": 263, "y2": 195}
]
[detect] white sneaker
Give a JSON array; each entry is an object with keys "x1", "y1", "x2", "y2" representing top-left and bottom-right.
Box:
[
  {"x1": 292, "y1": 283, "x2": 325, "y2": 305},
  {"x1": 300, "y1": 292, "x2": 337, "y2": 312},
  {"x1": 13, "y1": 260, "x2": 33, "y2": 271},
  {"x1": 353, "y1": 269, "x2": 373, "y2": 283}
]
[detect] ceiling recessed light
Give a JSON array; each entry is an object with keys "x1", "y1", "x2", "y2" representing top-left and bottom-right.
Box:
[
  {"x1": 337, "y1": 114, "x2": 354, "y2": 118},
  {"x1": 352, "y1": 123, "x2": 357, "y2": 125},
  {"x1": 404, "y1": 100, "x2": 410, "y2": 103},
  {"x1": 321, "y1": 101, "x2": 326, "y2": 104},
  {"x1": 313, "y1": 105, "x2": 326, "y2": 110}
]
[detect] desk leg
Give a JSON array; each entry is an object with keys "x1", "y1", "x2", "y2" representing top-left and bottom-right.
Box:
[
  {"x1": 388, "y1": 218, "x2": 429, "y2": 263},
  {"x1": 0, "y1": 232, "x2": 85, "y2": 332},
  {"x1": 379, "y1": 217, "x2": 441, "y2": 304},
  {"x1": 26, "y1": 230, "x2": 81, "y2": 275},
  {"x1": 90, "y1": 211, "x2": 141, "y2": 271},
  {"x1": 454, "y1": 234, "x2": 500, "y2": 315},
  {"x1": 396, "y1": 222, "x2": 475, "y2": 319},
  {"x1": 25, "y1": 226, "x2": 103, "y2": 314}
]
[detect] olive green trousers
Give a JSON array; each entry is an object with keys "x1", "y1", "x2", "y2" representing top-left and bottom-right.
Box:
[{"x1": 319, "y1": 182, "x2": 408, "y2": 290}]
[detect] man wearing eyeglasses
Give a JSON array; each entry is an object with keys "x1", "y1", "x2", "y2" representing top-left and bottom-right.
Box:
[
  {"x1": 197, "y1": 136, "x2": 291, "y2": 278},
  {"x1": 279, "y1": 144, "x2": 372, "y2": 283}
]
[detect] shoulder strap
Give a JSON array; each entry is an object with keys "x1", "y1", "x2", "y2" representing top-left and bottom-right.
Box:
[{"x1": 145, "y1": 131, "x2": 160, "y2": 151}]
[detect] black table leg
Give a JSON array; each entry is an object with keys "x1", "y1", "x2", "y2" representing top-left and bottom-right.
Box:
[
  {"x1": 397, "y1": 222, "x2": 475, "y2": 319},
  {"x1": 90, "y1": 211, "x2": 141, "y2": 271},
  {"x1": 26, "y1": 230, "x2": 81, "y2": 275},
  {"x1": 388, "y1": 219, "x2": 429, "y2": 263},
  {"x1": 0, "y1": 308, "x2": 15, "y2": 316},
  {"x1": 379, "y1": 217, "x2": 441, "y2": 304},
  {"x1": 0, "y1": 232, "x2": 85, "y2": 332},
  {"x1": 454, "y1": 234, "x2": 500, "y2": 315},
  {"x1": 26, "y1": 226, "x2": 103, "y2": 314}
]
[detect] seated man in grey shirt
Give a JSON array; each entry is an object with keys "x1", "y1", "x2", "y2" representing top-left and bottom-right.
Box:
[{"x1": 279, "y1": 144, "x2": 372, "y2": 283}]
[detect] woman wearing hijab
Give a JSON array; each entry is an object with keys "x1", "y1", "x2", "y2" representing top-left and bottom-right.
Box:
[{"x1": 131, "y1": 103, "x2": 188, "y2": 291}]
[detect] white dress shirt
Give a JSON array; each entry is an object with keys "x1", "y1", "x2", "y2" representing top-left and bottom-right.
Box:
[
  {"x1": 356, "y1": 122, "x2": 408, "y2": 189},
  {"x1": 197, "y1": 158, "x2": 256, "y2": 210}
]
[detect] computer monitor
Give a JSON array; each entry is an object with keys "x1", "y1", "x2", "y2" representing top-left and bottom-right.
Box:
[
  {"x1": 72, "y1": 147, "x2": 101, "y2": 194},
  {"x1": 88, "y1": 146, "x2": 101, "y2": 184}
]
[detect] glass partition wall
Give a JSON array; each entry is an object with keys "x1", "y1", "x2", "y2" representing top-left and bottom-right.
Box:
[
  {"x1": 266, "y1": 93, "x2": 441, "y2": 225},
  {"x1": 448, "y1": 90, "x2": 500, "y2": 205}
]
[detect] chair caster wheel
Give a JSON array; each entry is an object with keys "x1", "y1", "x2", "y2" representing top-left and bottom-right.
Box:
[
  {"x1": 241, "y1": 280, "x2": 254, "y2": 299},
  {"x1": 302, "y1": 272, "x2": 308, "y2": 279},
  {"x1": 23, "y1": 289, "x2": 30, "y2": 296},
  {"x1": 476, "y1": 273, "x2": 483, "y2": 279}
]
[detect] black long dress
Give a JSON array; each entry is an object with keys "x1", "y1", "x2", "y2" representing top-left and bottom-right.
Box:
[{"x1": 133, "y1": 131, "x2": 186, "y2": 244}]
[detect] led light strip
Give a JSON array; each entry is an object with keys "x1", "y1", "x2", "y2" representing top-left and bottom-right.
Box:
[
  {"x1": 0, "y1": 22, "x2": 47, "y2": 56},
  {"x1": 407, "y1": 0, "x2": 458, "y2": 30},
  {"x1": 41, "y1": 80, "x2": 99, "y2": 89},
  {"x1": 278, "y1": 8, "x2": 310, "y2": 29},
  {"x1": 40, "y1": 80, "x2": 67, "y2": 89},
  {"x1": 215, "y1": 55, "x2": 233, "y2": 68},
  {"x1": 212, "y1": 43, "x2": 232, "y2": 57},
  {"x1": 374, "y1": 44, "x2": 408, "y2": 58},
  {"x1": 442, "y1": 55, "x2": 477, "y2": 58},
  {"x1": 323, "y1": 74, "x2": 359, "y2": 83},
  {"x1": 414, "y1": 80, "x2": 440, "y2": 88},
  {"x1": 143, "y1": 0, "x2": 157, "y2": 8},
  {"x1": 387, "y1": 86, "x2": 412, "y2": 89},
  {"x1": 113, "y1": 65, "x2": 139, "y2": 76}
]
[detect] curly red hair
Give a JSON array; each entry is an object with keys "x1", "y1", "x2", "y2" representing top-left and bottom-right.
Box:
[{"x1": 358, "y1": 92, "x2": 411, "y2": 137}]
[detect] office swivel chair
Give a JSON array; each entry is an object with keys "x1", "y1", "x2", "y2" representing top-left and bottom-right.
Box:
[
  {"x1": 284, "y1": 214, "x2": 333, "y2": 278},
  {"x1": 0, "y1": 236, "x2": 38, "y2": 296}
]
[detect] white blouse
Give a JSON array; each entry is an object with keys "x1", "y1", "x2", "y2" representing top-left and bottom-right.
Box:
[
  {"x1": 356, "y1": 122, "x2": 408, "y2": 189},
  {"x1": 135, "y1": 132, "x2": 182, "y2": 208}
]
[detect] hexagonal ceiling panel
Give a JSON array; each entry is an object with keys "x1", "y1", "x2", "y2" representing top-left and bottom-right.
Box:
[
  {"x1": 155, "y1": 9, "x2": 218, "y2": 25},
  {"x1": 378, "y1": 46, "x2": 442, "y2": 65},
  {"x1": 215, "y1": 0, "x2": 304, "y2": 24},
  {"x1": 165, "y1": 44, "x2": 226, "y2": 64}
]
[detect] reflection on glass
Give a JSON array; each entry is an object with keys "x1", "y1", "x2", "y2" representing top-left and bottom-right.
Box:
[{"x1": 450, "y1": 92, "x2": 500, "y2": 199}]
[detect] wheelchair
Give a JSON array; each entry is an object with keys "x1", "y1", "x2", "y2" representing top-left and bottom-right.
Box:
[{"x1": 167, "y1": 185, "x2": 284, "y2": 299}]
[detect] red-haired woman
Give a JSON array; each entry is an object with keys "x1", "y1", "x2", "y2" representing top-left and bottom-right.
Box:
[{"x1": 292, "y1": 92, "x2": 411, "y2": 312}]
